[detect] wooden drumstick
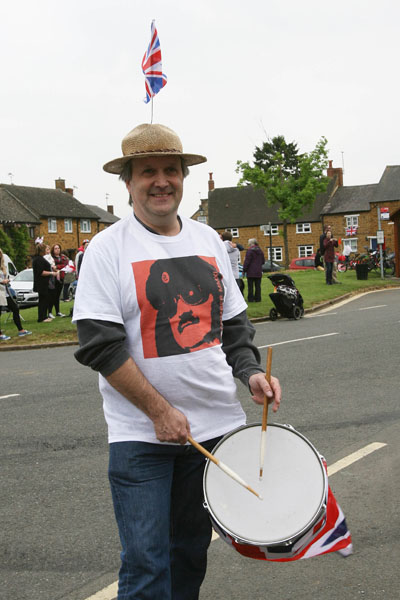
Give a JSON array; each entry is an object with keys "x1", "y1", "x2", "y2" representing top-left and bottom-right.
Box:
[
  {"x1": 259, "y1": 346, "x2": 273, "y2": 480},
  {"x1": 188, "y1": 436, "x2": 262, "y2": 499}
]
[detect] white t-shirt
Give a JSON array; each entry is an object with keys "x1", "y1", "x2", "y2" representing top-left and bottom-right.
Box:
[{"x1": 73, "y1": 214, "x2": 248, "y2": 444}]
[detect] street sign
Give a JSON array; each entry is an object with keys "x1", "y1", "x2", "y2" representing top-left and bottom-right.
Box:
[
  {"x1": 380, "y1": 207, "x2": 390, "y2": 220},
  {"x1": 377, "y1": 230, "x2": 384, "y2": 245}
]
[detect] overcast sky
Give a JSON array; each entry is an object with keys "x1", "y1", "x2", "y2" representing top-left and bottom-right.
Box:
[{"x1": 2, "y1": 0, "x2": 399, "y2": 221}]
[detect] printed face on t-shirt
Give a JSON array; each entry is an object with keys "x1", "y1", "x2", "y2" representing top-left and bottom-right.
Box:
[
  {"x1": 169, "y1": 292, "x2": 214, "y2": 350},
  {"x1": 132, "y1": 256, "x2": 224, "y2": 358}
]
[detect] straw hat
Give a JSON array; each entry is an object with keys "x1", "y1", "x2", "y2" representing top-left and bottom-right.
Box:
[{"x1": 103, "y1": 123, "x2": 207, "y2": 174}]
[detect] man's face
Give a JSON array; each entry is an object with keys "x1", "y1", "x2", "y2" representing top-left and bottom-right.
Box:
[
  {"x1": 126, "y1": 156, "x2": 184, "y2": 227},
  {"x1": 169, "y1": 293, "x2": 213, "y2": 351}
]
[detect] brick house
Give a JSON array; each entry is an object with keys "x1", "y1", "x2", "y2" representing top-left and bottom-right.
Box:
[
  {"x1": 192, "y1": 164, "x2": 400, "y2": 267},
  {"x1": 0, "y1": 178, "x2": 119, "y2": 259}
]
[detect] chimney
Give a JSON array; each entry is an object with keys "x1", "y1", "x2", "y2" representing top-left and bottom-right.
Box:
[
  {"x1": 208, "y1": 172, "x2": 215, "y2": 192},
  {"x1": 55, "y1": 178, "x2": 66, "y2": 192},
  {"x1": 65, "y1": 188, "x2": 74, "y2": 196},
  {"x1": 107, "y1": 205, "x2": 114, "y2": 215},
  {"x1": 327, "y1": 160, "x2": 343, "y2": 186}
]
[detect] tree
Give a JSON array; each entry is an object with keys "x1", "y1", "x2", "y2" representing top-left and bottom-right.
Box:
[
  {"x1": 237, "y1": 135, "x2": 329, "y2": 268},
  {"x1": 8, "y1": 225, "x2": 30, "y2": 270},
  {"x1": 0, "y1": 229, "x2": 14, "y2": 259}
]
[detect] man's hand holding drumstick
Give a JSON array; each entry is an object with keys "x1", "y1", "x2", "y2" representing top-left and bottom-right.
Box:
[{"x1": 248, "y1": 371, "x2": 281, "y2": 412}]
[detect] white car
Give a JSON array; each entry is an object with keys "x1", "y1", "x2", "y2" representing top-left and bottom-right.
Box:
[{"x1": 9, "y1": 269, "x2": 38, "y2": 307}]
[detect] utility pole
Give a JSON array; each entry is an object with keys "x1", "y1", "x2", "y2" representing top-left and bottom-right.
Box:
[
  {"x1": 377, "y1": 207, "x2": 384, "y2": 279},
  {"x1": 269, "y1": 221, "x2": 273, "y2": 269}
]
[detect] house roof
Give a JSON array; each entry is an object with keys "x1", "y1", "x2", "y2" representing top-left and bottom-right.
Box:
[
  {"x1": 0, "y1": 186, "x2": 41, "y2": 224},
  {"x1": 207, "y1": 176, "x2": 335, "y2": 229},
  {"x1": 84, "y1": 204, "x2": 120, "y2": 224},
  {"x1": 374, "y1": 165, "x2": 400, "y2": 202},
  {"x1": 321, "y1": 183, "x2": 378, "y2": 215},
  {"x1": 0, "y1": 184, "x2": 99, "y2": 220}
]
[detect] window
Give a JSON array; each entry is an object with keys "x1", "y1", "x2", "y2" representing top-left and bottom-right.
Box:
[
  {"x1": 80, "y1": 219, "x2": 91, "y2": 233},
  {"x1": 48, "y1": 218, "x2": 57, "y2": 233},
  {"x1": 298, "y1": 245, "x2": 314, "y2": 257},
  {"x1": 28, "y1": 227, "x2": 35, "y2": 239},
  {"x1": 345, "y1": 215, "x2": 359, "y2": 228},
  {"x1": 197, "y1": 216, "x2": 207, "y2": 224},
  {"x1": 296, "y1": 223, "x2": 311, "y2": 234},
  {"x1": 225, "y1": 227, "x2": 239, "y2": 238},
  {"x1": 261, "y1": 224, "x2": 278, "y2": 235},
  {"x1": 64, "y1": 218, "x2": 73, "y2": 233},
  {"x1": 343, "y1": 238, "x2": 358, "y2": 252},
  {"x1": 268, "y1": 247, "x2": 283, "y2": 261}
]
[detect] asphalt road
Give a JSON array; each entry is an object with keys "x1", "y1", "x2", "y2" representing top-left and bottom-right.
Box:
[{"x1": 1, "y1": 288, "x2": 399, "y2": 600}]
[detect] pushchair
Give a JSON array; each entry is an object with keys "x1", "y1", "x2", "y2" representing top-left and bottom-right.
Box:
[{"x1": 267, "y1": 273, "x2": 304, "y2": 321}]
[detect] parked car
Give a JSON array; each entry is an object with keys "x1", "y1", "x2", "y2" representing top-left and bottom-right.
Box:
[
  {"x1": 9, "y1": 269, "x2": 38, "y2": 307},
  {"x1": 2, "y1": 253, "x2": 18, "y2": 280},
  {"x1": 262, "y1": 261, "x2": 285, "y2": 273},
  {"x1": 289, "y1": 253, "x2": 342, "y2": 270},
  {"x1": 289, "y1": 256, "x2": 316, "y2": 270}
]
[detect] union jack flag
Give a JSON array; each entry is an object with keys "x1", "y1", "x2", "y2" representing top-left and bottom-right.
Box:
[
  {"x1": 142, "y1": 20, "x2": 167, "y2": 104},
  {"x1": 215, "y1": 459, "x2": 353, "y2": 562},
  {"x1": 346, "y1": 226, "x2": 358, "y2": 236}
]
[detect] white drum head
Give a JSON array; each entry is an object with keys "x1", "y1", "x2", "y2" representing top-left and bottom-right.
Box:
[{"x1": 204, "y1": 424, "x2": 326, "y2": 545}]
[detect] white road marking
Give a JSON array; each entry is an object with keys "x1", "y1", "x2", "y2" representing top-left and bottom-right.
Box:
[
  {"x1": 359, "y1": 304, "x2": 387, "y2": 311},
  {"x1": 84, "y1": 442, "x2": 388, "y2": 599},
  {"x1": 306, "y1": 312, "x2": 337, "y2": 318},
  {"x1": 84, "y1": 582, "x2": 118, "y2": 600},
  {"x1": 327, "y1": 442, "x2": 387, "y2": 476},
  {"x1": 258, "y1": 332, "x2": 339, "y2": 349},
  {"x1": 0, "y1": 394, "x2": 20, "y2": 400}
]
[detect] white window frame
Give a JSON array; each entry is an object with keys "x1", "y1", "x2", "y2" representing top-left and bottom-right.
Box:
[
  {"x1": 225, "y1": 227, "x2": 239, "y2": 238},
  {"x1": 80, "y1": 219, "x2": 91, "y2": 233},
  {"x1": 48, "y1": 218, "x2": 57, "y2": 233},
  {"x1": 296, "y1": 223, "x2": 311, "y2": 234},
  {"x1": 261, "y1": 224, "x2": 279, "y2": 236},
  {"x1": 345, "y1": 214, "x2": 359, "y2": 228},
  {"x1": 64, "y1": 218, "x2": 73, "y2": 233},
  {"x1": 267, "y1": 247, "x2": 283, "y2": 262},
  {"x1": 197, "y1": 216, "x2": 207, "y2": 224},
  {"x1": 298, "y1": 245, "x2": 314, "y2": 258},
  {"x1": 343, "y1": 238, "x2": 358, "y2": 253}
]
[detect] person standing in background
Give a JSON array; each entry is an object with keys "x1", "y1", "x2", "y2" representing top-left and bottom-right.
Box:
[
  {"x1": 32, "y1": 242, "x2": 56, "y2": 322},
  {"x1": 220, "y1": 231, "x2": 244, "y2": 295},
  {"x1": 323, "y1": 229, "x2": 338, "y2": 285},
  {"x1": 243, "y1": 238, "x2": 265, "y2": 302},
  {"x1": 50, "y1": 243, "x2": 68, "y2": 317}
]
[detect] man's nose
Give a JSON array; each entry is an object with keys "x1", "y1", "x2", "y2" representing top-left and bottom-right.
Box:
[{"x1": 153, "y1": 171, "x2": 169, "y2": 188}]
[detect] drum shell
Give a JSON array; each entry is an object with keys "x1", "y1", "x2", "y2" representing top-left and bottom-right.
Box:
[{"x1": 203, "y1": 423, "x2": 328, "y2": 560}]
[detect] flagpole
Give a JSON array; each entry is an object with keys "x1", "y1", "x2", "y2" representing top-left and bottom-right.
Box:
[{"x1": 151, "y1": 97, "x2": 154, "y2": 124}]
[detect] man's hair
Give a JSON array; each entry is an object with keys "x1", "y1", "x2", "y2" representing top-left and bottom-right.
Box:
[
  {"x1": 248, "y1": 238, "x2": 258, "y2": 246},
  {"x1": 221, "y1": 231, "x2": 232, "y2": 241},
  {"x1": 119, "y1": 158, "x2": 189, "y2": 205}
]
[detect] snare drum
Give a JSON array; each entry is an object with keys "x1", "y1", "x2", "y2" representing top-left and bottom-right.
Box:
[{"x1": 203, "y1": 423, "x2": 328, "y2": 560}]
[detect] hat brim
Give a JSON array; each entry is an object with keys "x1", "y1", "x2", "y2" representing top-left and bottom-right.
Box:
[{"x1": 103, "y1": 152, "x2": 207, "y2": 174}]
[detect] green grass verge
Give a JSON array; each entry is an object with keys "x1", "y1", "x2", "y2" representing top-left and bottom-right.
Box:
[
  {"x1": 245, "y1": 269, "x2": 399, "y2": 319},
  {"x1": 0, "y1": 300, "x2": 77, "y2": 346},
  {"x1": 0, "y1": 270, "x2": 398, "y2": 346}
]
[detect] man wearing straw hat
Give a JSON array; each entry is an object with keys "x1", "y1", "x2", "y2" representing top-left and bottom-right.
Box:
[{"x1": 73, "y1": 123, "x2": 281, "y2": 600}]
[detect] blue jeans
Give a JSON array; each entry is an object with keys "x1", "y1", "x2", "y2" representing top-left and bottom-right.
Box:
[{"x1": 108, "y1": 436, "x2": 221, "y2": 600}]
